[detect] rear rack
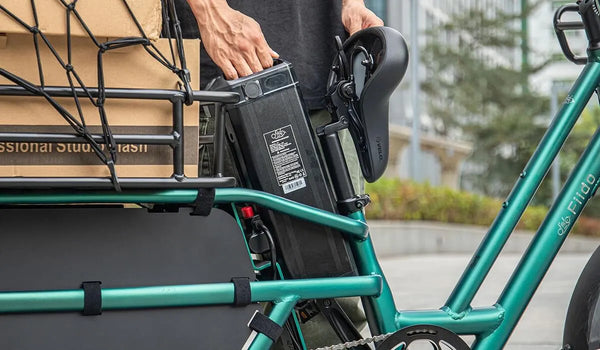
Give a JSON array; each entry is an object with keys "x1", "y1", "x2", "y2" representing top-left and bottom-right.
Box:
[{"x1": 0, "y1": 85, "x2": 239, "y2": 190}]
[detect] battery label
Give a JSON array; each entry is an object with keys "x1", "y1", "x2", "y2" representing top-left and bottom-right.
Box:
[
  {"x1": 263, "y1": 125, "x2": 307, "y2": 193},
  {"x1": 282, "y1": 178, "x2": 306, "y2": 194}
]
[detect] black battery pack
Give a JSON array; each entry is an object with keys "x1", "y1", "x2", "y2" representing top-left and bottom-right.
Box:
[{"x1": 208, "y1": 61, "x2": 357, "y2": 279}]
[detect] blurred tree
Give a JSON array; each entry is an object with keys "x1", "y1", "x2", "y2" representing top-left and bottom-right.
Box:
[
  {"x1": 421, "y1": 5, "x2": 552, "y2": 202},
  {"x1": 563, "y1": 106, "x2": 600, "y2": 217},
  {"x1": 561, "y1": 107, "x2": 600, "y2": 175}
]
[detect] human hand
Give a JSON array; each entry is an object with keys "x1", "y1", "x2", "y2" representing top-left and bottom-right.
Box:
[
  {"x1": 186, "y1": 0, "x2": 279, "y2": 79},
  {"x1": 341, "y1": 0, "x2": 384, "y2": 36}
]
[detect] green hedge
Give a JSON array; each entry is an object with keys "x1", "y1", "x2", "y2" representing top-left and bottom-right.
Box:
[{"x1": 364, "y1": 178, "x2": 599, "y2": 236}]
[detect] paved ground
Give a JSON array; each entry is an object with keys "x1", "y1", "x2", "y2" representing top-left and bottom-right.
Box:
[{"x1": 379, "y1": 252, "x2": 592, "y2": 349}]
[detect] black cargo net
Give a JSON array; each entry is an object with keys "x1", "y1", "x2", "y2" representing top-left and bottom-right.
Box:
[{"x1": 0, "y1": 0, "x2": 192, "y2": 191}]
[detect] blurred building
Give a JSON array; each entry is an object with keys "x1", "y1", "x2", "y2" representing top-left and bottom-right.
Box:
[
  {"x1": 369, "y1": 0, "x2": 520, "y2": 126},
  {"x1": 529, "y1": 1, "x2": 585, "y2": 93},
  {"x1": 363, "y1": 0, "x2": 521, "y2": 188}
]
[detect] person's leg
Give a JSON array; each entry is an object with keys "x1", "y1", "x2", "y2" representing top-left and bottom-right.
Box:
[{"x1": 292, "y1": 110, "x2": 366, "y2": 348}]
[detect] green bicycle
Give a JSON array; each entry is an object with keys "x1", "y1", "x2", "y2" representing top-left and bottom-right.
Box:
[{"x1": 1, "y1": 0, "x2": 600, "y2": 349}]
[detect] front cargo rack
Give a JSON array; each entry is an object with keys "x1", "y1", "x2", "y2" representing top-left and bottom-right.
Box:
[
  {"x1": 0, "y1": 0, "x2": 240, "y2": 192},
  {"x1": 0, "y1": 85, "x2": 239, "y2": 190}
]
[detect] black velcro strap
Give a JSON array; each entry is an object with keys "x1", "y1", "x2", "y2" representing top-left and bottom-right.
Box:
[
  {"x1": 231, "y1": 277, "x2": 251, "y2": 306},
  {"x1": 248, "y1": 311, "x2": 283, "y2": 342},
  {"x1": 81, "y1": 281, "x2": 102, "y2": 316},
  {"x1": 191, "y1": 188, "x2": 215, "y2": 216}
]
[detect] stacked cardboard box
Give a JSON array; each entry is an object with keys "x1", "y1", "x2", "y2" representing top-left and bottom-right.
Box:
[
  {"x1": 0, "y1": 0, "x2": 201, "y2": 178},
  {"x1": 0, "y1": 0, "x2": 163, "y2": 40}
]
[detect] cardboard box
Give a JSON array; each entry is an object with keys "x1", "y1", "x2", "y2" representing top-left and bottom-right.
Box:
[
  {"x1": 0, "y1": 34, "x2": 201, "y2": 178},
  {"x1": 0, "y1": 0, "x2": 163, "y2": 40}
]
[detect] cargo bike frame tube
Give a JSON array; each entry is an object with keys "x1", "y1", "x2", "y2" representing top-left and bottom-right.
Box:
[
  {"x1": 0, "y1": 187, "x2": 381, "y2": 350},
  {"x1": 3, "y1": 56, "x2": 600, "y2": 350},
  {"x1": 395, "y1": 50, "x2": 600, "y2": 348},
  {"x1": 0, "y1": 276, "x2": 381, "y2": 350}
]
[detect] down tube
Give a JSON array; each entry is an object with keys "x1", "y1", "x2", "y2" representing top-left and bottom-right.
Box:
[
  {"x1": 445, "y1": 57, "x2": 600, "y2": 315},
  {"x1": 474, "y1": 120, "x2": 600, "y2": 346}
]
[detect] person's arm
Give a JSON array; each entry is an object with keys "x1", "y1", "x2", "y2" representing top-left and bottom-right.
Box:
[
  {"x1": 341, "y1": 0, "x2": 384, "y2": 36},
  {"x1": 185, "y1": 0, "x2": 279, "y2": 80}
]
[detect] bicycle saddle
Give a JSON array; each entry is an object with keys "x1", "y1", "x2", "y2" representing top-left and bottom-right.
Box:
[{"x1": 324, "y1": 26, "x2": 409, "y2": 182}]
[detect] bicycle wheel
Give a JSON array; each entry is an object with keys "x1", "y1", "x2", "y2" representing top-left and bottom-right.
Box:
[{"x1": 563, "y1": 244, "x2": 600, "y2": 349}]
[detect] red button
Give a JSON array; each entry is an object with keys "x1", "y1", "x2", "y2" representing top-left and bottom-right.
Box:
[{"x1": 241, "y1": 206, "x2": 255, "y2": 219}]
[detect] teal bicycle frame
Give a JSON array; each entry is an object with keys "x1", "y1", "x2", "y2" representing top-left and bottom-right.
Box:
[{"x1": 2, "y1": 49, "x2": 600, "y2": 350}]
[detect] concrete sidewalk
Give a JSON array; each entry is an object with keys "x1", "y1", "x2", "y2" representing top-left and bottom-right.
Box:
[
  {"x1": 380, "y1": 253, "x2": 589, "y2": 349},
  {"x1": 369, "y1": 220, "x2": 600, "y2": 256},
  {"x1": 371, "y1": 221, "x2": 598, "y2": 348}
]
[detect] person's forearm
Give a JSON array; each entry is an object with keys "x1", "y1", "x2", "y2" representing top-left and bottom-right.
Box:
[
  {"x1": 342, "y1": 0, "x2": 365, "y2": 5},
  {"x1": 185, "y1": 0, "x2": 230, "y2": 29},
  {"x1": 341, "y1": 0, "x2": 383, "y2": 35},
  {"x1": 186, "y1": 0, "x2": 228, "y2": 10},
  {"x1": 184, "y1": 0, "x2": 278, "y2": 79}
]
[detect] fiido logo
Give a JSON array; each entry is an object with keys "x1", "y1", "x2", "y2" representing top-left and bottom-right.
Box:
[
  {"x1": 557, "y1": 215, "x2": 571, "y2": 236},
  {"x1": 271, "y1": 129, "x2": 286, "y2": 140},
  {"x1": 557, "y1": 173, "x2": 599, "y2": 236},
  {"x1": 567, "y1": 174, "x2": 597, "y2": 216}
]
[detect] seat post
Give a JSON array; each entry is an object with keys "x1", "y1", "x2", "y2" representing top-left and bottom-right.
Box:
[{"x1": 318, "y1": 131, "x2": 356, "y2": 205}]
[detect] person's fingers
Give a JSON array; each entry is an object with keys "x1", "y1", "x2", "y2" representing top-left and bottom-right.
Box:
[
  {"x1": 264, "y1": 43, "x2": 278, "y2": 65},
  {"x1": 242, "y1": 50, "x2": 264, "y2": 72},
  {"x1": 342, "y1": 3, "x2": 384, "y2": 35},
  {"x1": 195, "y1": 7, "x2": 277, "y2": 78},
  {"x1": 363, "y1": 13, "x2": 384, "y2": 28},
  {"x1": 347, "y1": 18, "x2": 362, "y2": 36},
  {"x1": 220, "y1": 60, "x2": 239, "y2": 80},
  {"x1": 251, "y1": 32, "x2": 277, "y2": 68},
  {"x1": 231, "y1": 58, "x2": 254, "y2": 78},
  {"x1": 257, "y1": 47, "x2": 275, "y2": 69},
  {"x1": 234, "y1": 26, "x2": 271, "y2": 72}
]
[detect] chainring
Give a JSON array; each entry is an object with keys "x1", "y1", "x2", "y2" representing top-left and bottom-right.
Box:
[{"x1": 376, "y1": 325, "x2": 470, "y2": 350}]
